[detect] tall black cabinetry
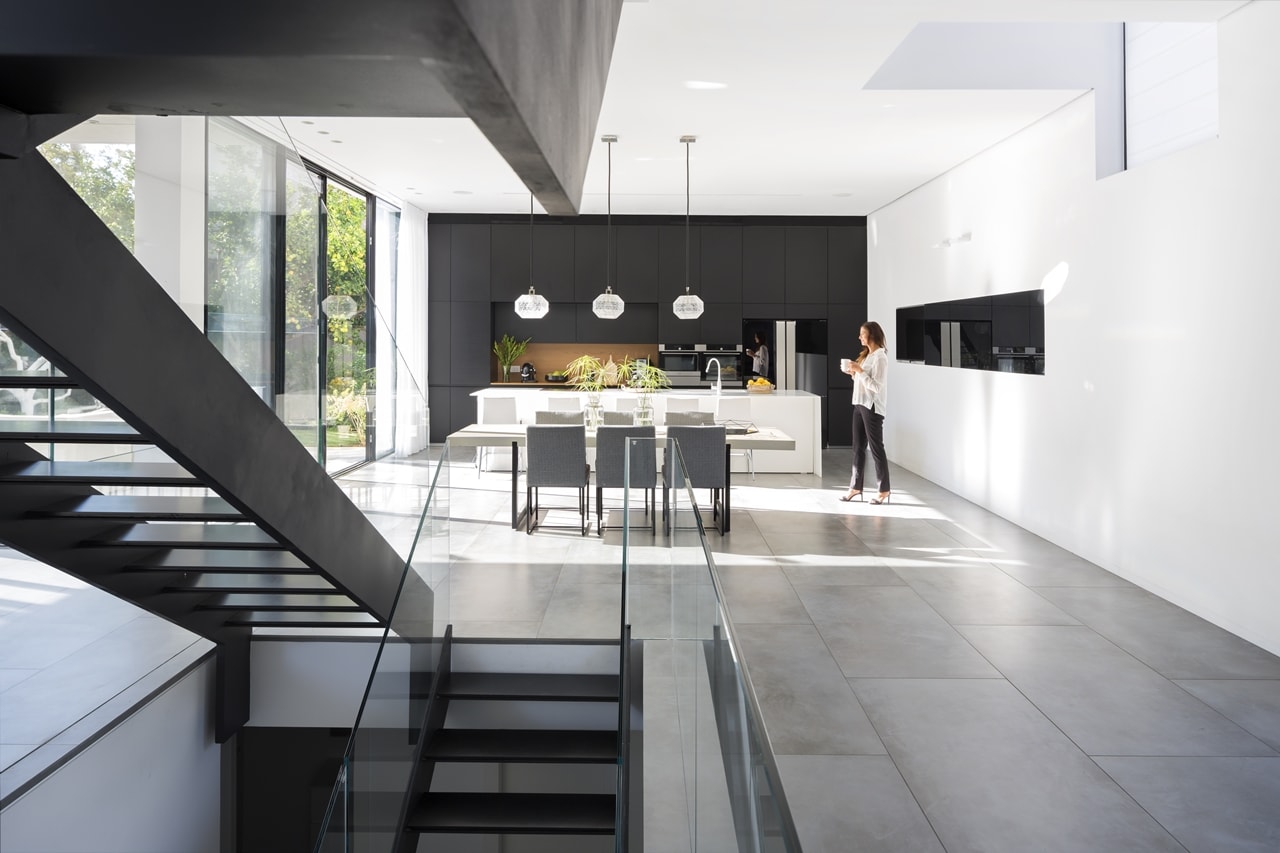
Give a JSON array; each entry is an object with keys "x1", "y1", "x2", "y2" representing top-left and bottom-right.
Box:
[{"x1": 428, "y1": 215, "x2": 868, "y2": 442}]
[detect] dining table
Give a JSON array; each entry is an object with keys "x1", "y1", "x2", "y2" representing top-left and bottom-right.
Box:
[{"x1": 445, "y1": 422, "x2": 797, "y2": 531}]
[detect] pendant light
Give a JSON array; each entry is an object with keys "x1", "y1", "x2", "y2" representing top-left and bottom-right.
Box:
[
  {"x1": 672, "y1": 134, "x2": 704, "y2": 320},
  {"x1": 592, "y1": 134, "x2": 625, "y2": 319},
  {"x1": 514, "y1": 193, "x2": 549, "y2": 318}
]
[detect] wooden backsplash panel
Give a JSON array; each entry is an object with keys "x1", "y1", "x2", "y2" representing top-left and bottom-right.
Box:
[{"x1": 492, "y1": 342, "x2": 659, "y2": 382}]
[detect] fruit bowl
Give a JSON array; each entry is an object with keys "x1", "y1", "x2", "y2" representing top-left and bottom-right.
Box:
[{"x1": 746, "y1": 381, "x2": 774, "y2": 394}]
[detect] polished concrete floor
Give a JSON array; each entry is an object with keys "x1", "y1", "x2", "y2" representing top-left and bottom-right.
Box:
[{"x1": 5, "y1": 449, "x2": 1280, "y2": 852}]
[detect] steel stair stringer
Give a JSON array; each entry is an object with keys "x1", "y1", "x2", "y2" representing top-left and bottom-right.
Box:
[{"x1": 0, "y1": 149, "x2": 431, "y2": 742}]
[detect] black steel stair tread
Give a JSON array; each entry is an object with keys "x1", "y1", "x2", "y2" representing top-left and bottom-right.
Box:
[
  {"x1": 0, "y1": 460, "x2": 198, "y2": 485},
  {"x1": 165, "y1": 573, "x2": 337, "y2": 593},
  {"x1": 443, "y1": 672, "x2": 619, "y2": 702},
  {"x1": 407, "y1": 792, "x2": 615, "y2": 834},
  {"x1": 198, "y1": 593, "x2": 363, "y2": 611},
  {"x1": 33, "y1": 495, "x2": 244, "y2": 520},
  {"x1": 0, "y1": 419, "x2": 146, "y2": 442},
  {"x1": 129, "y1": 549, "x2": 309, "y2": 572},
  {"x1": 221, "y1": 610, "x2": 381, "y2": 628},
  {"x1": 425, "y1": 729, "x2": 618, "y2": 764},
  {"x1": 83, "y1": 523, "x2": 281, "y2": 548},
  {"x1": 0, "y1": 375, "x2": 78, "y2": 389}
]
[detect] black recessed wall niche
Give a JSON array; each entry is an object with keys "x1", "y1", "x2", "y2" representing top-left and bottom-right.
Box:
[{"x1": 896, "y1": 289, "x2": 1045, "y2": 375}]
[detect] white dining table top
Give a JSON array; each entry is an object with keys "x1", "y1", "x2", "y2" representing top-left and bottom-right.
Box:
[{"x1": 446, "y1": 422, "x2": 796, "y2": 451}]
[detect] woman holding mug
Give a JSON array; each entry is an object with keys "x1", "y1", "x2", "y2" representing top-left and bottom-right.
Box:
[{"x1": 840, "y1": 321, "x2": 891, "y2": 505}]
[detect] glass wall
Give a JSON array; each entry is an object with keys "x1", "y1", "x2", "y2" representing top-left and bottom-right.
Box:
[
  {"x1": 206, "y1": 119, "x2": 274, "y2": 400},
  {"x1": 39, "y1": 115, "x2": 415, "y2": 471}
]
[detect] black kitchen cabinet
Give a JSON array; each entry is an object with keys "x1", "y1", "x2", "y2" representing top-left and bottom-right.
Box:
[
  {"x1": 575, "y1": 301, "x2": 659, "y2": 344},
  {"x1": 786, "y1": 226, "x2": 827, "y2": 304},
  {"x1": 574, "y1": 224, "x2": 609, "y2": 302},
  {"x1": 742, "y1": 227, "x2": 784, "y2": 303},
  {"x1": 489, "y1": 223, "x2": 530, "y2": 302},
  {"x1": 428, "y1": 223, "x2": 451, "y2": 302},
  {"x1": 659, "y1": 224, "x2": 700, "y2": 304},
  {"x1": 450, "y1": 225, "x2": 490, "y2": 302},
  {"x1": 699, "y1": 225, "x2": 743, "y2": 302},
  {"x1": 615, "y1": 225, "x2": 659, "y2": 302}
]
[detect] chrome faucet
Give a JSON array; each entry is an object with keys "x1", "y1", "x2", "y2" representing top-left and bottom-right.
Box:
[{"x1": 705, "y1": 357, "x2": 723, "y2": 396}]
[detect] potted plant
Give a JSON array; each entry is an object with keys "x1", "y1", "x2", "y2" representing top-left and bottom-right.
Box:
[
  {"x1": 492, "y1": 334, "x2": 530, "y2": 383},
  {"x1": 566, "y1": 354, "x2": 608, "y2": 426},
  {"x1": 617, "y1": 359, "x2": 670, "y2": 425}
]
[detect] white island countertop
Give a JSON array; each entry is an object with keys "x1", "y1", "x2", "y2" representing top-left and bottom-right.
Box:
[{"x1": 472, "y1": 386, "x2": 821, "y2": 474}]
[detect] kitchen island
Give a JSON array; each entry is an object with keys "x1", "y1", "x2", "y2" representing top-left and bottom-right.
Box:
[{"x1": 472, "y1": 386, "x2": 821, "y2": 474}]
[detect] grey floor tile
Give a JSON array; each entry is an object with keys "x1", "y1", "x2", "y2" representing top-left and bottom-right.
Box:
[
  {"x1": 715, "y1": 565, "x2": 812, "y2": 624},
  {"x1": 780, "y1": 561, "x2": 905, "y2": 586},
  {"x1": 1036, "y1": 587, "x2": 1280, "y2": 679},
  {"x1": 851, "y1": 678, "x2": 1184, "y2": 853},
  {"x1": 0, "y1": 668, "x2": 38, "y2": 693},
  {"x1": 895, "y1": 564, "x2": 1080, "y2": 626},
  {"x1": 445, "y1": 563, "x2": 562, "y2": 623},
  {"x1": 537, "y1": 583, "x2": 622, "y2": 640},
  {"x1": 765, "y1": 529, "x2": 878, "y2": 557},
  {"x1": 960, "y1": 626, "x2": 1274, "y2": 756},
  {"x1": 796, "y1": 586, "x2": 999, "y2": 678},
  {"x1": 734, "y1": 624, "x2": 886, "y2": 755},
  {"x1": 1175, "y1": 680, "x2": 1280, "y2": 752},
  {"x1": 774, "y1": 755, "x2": 943, "y2": 853},
  {"x1": 1096, "y1": 756, "x2": 1280, "y2": 852}
]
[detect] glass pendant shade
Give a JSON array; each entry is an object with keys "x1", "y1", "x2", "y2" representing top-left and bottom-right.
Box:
[
  {"x1": 514, "y1": 286, "x2": 550, "y2": 319},
  {"x1": 672, "y1": 287, "x2": 704, "y2": 320},
  {"x1": 593, "y1": 134, "x2": 624, "y2": 318},
  {"x1": 592, "y1": 286, "x2": 624, "y2": 319},
  {"x1": 321, "y1": 294, "x2": 358, "y2": 320},
  {"x1": 514, "y1": 193, "x2": 549, "y2": 318},
  {"x1": 673, "y1": 134, "x2": 701, "y2": 319}
]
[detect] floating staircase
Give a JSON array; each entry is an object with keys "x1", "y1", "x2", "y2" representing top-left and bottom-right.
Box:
[{"x1": 393, "y1": 638, "x2": 630, "y2": 852}]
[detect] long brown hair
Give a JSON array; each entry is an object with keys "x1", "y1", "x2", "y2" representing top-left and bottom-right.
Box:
[{"x1": 862, "y1": 321, "x2": 888, "y2": 353}]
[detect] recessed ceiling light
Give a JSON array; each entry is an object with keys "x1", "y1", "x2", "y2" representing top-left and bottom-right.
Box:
[
  {"x1": 453, "y1": 190, "x2": 473, "y2": 195},
  {"x1": 331, "y1": 140, "x2": 343, "y2": 144},
  {"x1": 302, "y1": 120, "x2": 315, "y2": 125},
  {"x1": 833, "y1": 192, "x2": 852, "y2": 198},
  {"x1": 635, "y1": 156, "x2": 654, "y2": 162},
  {"x1": 684, "y1": 80, "x2": 727, "y2": 90},
  {"x1": 317, "y1": 130, "x2": 330, "y2": 135}
]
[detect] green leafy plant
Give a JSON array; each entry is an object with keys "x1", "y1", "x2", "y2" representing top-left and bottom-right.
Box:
[
  {"x1": 566, "y1": 353, "x2": 606, "y2": 393},
  {"x1": 492, "y1": 334, "x2": 531, "y2": 382},
  {"x1": 616, "y1": 359, "x2": 670, "y2": 394}
]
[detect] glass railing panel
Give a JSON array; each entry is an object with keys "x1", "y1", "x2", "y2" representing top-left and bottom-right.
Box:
[
  {"x1": 313, "y1": 442, "x2": 451, "y2": 853},
  {"x1": 632, "y1": 436, "x2": 800, "y2": 853}
]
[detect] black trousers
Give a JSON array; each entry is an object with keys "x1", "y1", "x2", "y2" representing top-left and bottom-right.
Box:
[{"x1": 849, "y1": 404, "x2": 890, "y2": 492}]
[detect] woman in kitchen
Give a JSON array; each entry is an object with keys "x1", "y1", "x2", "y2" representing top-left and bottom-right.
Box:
[
  {"x1": 745, "y1": 330, "x2": 769, "y2": 379},
  {"x1": 840, "y1": 321, "x2": 891, "y2": 505}
]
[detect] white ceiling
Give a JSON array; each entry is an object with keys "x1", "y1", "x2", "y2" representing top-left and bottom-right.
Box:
[{"x1": 67, "y1": 0, "x2": 1250, "y2": 218}]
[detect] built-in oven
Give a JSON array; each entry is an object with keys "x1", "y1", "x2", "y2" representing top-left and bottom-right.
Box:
[
  {"x1": 700, "y1": 344, "x2": 744, "y2": 387},
  {"x1": 658, "y1": 344, "x2": 701, "y2": 386}
]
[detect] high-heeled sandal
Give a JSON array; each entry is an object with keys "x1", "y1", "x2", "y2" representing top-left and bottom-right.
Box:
[
  {"x1": 839, "y1": 490, "x2": 863, "y2": 502},
  {"x1": 869, "y1": 493, "x2": 891, "y2": 505}
]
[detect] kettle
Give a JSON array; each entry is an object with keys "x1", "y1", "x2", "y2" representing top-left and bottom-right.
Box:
[{"x1": 520, "y1": 362, "x2": 537, "y2": 382}]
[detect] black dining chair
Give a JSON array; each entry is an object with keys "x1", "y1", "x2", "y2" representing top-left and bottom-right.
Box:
[
  {"x1": 663, "y1": 424, "x2": 728, "y2": 535},
  {"x1": 525, "y1": 424, "x2": 591, "y2": 535},
  {"x1": 594, "y1": 425, "x2": 657, "y2": 535}
]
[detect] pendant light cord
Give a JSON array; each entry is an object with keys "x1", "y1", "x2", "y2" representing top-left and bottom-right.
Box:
[
  {"x1": 606, "y1": 139, "x2": 613, "y2": 289},
  {"x1": 684, "y1": 138, "x2": 690, "y2": 291}
]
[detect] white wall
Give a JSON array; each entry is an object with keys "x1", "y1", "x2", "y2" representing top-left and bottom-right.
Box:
[
  {"x1": 248, "y1": 639, "x2": 380, "y2": 728},
  {"x1": 868, "y1": 2, "x2": 1280, "y2": 654},
  {"x1": 0, "y1": 661, "x2": 221, "y2": 853}
]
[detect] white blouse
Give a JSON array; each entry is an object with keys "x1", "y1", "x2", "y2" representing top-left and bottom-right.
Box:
[{"x1": 851, "y1": 348, "x2": 888, "y2": 416}]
